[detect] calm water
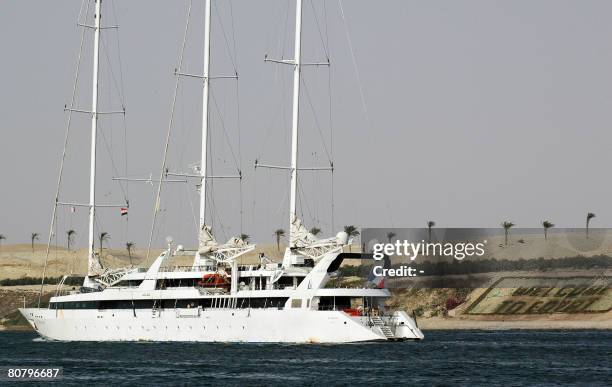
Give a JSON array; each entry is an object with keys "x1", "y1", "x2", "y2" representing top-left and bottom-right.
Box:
[{"x1": 0, "y1": 330, "x2": 610, "y2": 386}]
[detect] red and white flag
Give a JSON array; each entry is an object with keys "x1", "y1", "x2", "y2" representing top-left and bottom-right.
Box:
[{"x1": 120, "y1": 207, "x2": 128, "y2": 216}]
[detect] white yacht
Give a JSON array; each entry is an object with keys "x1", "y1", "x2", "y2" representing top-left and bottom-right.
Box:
[{"x1": 21, "y1": 0, "x2": 423, "y2": 343}]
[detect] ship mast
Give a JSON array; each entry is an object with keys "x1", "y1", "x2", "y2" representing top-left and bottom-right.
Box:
[
  {"x1": 288, "y1": 0, "x2": 303, "y2": 247},
  {"x1": 87, "y1": 0, "x2": 102, "y2": 276},
  {"x1": 199, "y1": 0, "x2": 212, "y2": 230}
]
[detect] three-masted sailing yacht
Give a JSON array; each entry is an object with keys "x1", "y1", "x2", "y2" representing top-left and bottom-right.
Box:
[{"x1": 21, "y1": 0, "x2": 423, "y2": 342}]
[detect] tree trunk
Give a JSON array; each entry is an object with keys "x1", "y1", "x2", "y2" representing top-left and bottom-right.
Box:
[{"x1": 586, "y1": 220, "x2": 589, "y2": 239}]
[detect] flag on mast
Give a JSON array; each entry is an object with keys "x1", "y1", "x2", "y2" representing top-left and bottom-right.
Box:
[{"x1": 120, "y1": 207, "x2": 128, "y2": 216}]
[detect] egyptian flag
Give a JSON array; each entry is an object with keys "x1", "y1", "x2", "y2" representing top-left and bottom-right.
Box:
[{"x1": 120, "y1": 207, "x2": 128, "y2": 216}]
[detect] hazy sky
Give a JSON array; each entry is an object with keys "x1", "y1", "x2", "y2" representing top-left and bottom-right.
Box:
[{"x1": 2, "y1": 0, "x2": 612, "y2": 250}]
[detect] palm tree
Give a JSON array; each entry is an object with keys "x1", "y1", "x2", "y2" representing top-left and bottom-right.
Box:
[
  {"x1": 126, "y1": 241, "x2": 135, "y2": 266},
  {"x1": 66, "y1": 229, "x2": 76, "y2": 250},
  {"x1": 386, "y1": 231, "x2": 396, "y2": 243},
  {"x1": 0, "y1": 234, "x2": 6, "y2": 252},
  {"x1": 344, "y1": 225, "x2": 360, "y2": 252},
  {"x1": 542, "y1": 221, "x2": 554, "y2": 240},
  {"x1": 427, "y1": 221, "x2": 436, "y2": 242},
  {"x1": 274, "y1": 229, "x2": 285, "y2": 251},
  {"x1": 501, "y1": 221, "x2": 514, "y2": 246},
  {"x1": 586, "y1": 212, "x2": 596, "y2": 239},
  {"x1": 310, "y1": 227, "x2": 321, "y2": 236},
  {"x1": 99, "y1": 232, "x2": 110, "y2": 254},
  {"x1": 240, "y1": 234, "x2": 250, "y2": 243},
  {"x1": 30, "y1": 232, "x2": 39, "y2": 253}
]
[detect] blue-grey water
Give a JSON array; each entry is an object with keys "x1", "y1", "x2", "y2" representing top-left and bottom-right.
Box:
[{"x1": 1, "y1": 330, "x2": 610, "y2": 386}]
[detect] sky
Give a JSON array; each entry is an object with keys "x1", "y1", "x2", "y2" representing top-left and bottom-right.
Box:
[{"x1": 1, "y1": 0, "x2": 612, "y2": 250}]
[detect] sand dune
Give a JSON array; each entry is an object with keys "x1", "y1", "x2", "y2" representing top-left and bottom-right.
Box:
[{"x1": 0, "y1": 243, "x2": 300, "y2": 280}]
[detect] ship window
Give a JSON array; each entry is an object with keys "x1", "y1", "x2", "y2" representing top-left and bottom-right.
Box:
[
  {"x1": 50, "y1": 301, "x2": 99, "y2": 309},
  {"x1": 115, "y1": 280, "x2": 143, "y2": 287},
  {"x1": 99, "y1": 300, "x2": 155, "y2": 309},
  {"x1": 156, "y1": 278, "x2": 202, "y2": 289},
  {"x1": 291, "y1": 299, "x2": 302, "y2": 308}
]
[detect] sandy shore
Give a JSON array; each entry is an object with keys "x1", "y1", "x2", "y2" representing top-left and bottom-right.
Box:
[{"x1": 418, "y1": 313, "x2": 612, "y2": 330}]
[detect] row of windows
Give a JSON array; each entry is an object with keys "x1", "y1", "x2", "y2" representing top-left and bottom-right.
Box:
[{"x1": 50, "y1": 297, "x2": 290, "y2": 310}]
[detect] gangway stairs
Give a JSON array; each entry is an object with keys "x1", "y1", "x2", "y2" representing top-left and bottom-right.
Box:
[{"x1": 371, "y1": 316, "x2": 395, "y2": 339}]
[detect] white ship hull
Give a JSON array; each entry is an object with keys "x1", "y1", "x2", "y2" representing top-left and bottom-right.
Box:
[{"x1": 20, "y1": 307, "x2": 423, "y2": 343}]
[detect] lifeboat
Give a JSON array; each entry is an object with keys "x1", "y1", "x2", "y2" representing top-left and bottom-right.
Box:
[
  {"x1": 342, "y1": 308, "x2": 362, "y2": 317},
  {"x1": 197, "y1": 273, "x2": 230, "y2": 288}
]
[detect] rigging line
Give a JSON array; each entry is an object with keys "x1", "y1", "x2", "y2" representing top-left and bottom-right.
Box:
[
  {"x1": 312, "y1": 151, "x2": 319, "y2": 224},
  {"x1": 110, "y1": 0, "x2": 127, "y2": 104},
  {"x1": 185, "y1": 182, "x2": 199, "y2": 232},
  {"x1": 99, "y1": 33, "x2": 130, "y2": 201},
  {"x1": 100, "y1": 35, "x2": 125, "y2": 107},
  {"x1": 300, "y1": 75, "x2": 332, "y2": 163},
  {"x1": 236, "y1": 72, "x2": 244, "y2": 234},
  {"x1": 257, "y1": 58, "x2": 290, "y2": 160},
  {"x1": 205, "y1": 146, "x2": 228, "y2": 242},
  {"x1": 176, "y1": 81, "x2": 195, "y2": 172},
  {"x1": 209, "y1": 89, "x2": 240, "y2": 172},
  {"x1": 207, "y1": 116, "x2": 214, "y2": 228},
  {"x1": 77, "y1": 0, "x2": 86, "y2": 23},
  {"x1": 212, "y1": 0, "x2": 237, "y2": 73},
  {"x1": 239, "y1": 175, "x2": 244, "y2": 234},
  {"x1": 331, "y1": 168, "x2": 335, "y2": 232},
  {"x1": 281, "y1": 2, "x2": 290, "y2": 60},
  {"x1": 309, "y1": 0, "x2": 330, "y2": 60},
  {"x1": 38, "y1": 0, "x2": 90, "y2": 308},
  {"x1": 146, "y1": 0, "x2": 193, "y2": 262},
  {"x1": 110, "y1": 0, "x2": 130, "y2": 208},
  {"x1": 324, "y1": 0, "x2": 335, "y2": 232},
  {"x1": 228, "y1": 0, "x2": 238, "y2": 66},
  {"x1": 97, "y1": 120, "x2": 129, "y2": 201},
  {"x1": 323, "y1": 0, "x2": 330, "y2": 51},
  {"x1": 252, "y1": 163, "x2": 258, "y2": 237},
  {"x1": 255, "y1": 93, "x2": 286, "y2": 160},
  {"x1": 297, "y1": 177, "x2": 315, "y2": 227},
  {"x1": 229, "y1": 0, "x2": 243, "y2": 234},
  {"x1": 338, "y1": 0, "x2": 369, "y2": 122},
  {"x1": 274, "y1": 173, "x2": 290, "y2": 218}
]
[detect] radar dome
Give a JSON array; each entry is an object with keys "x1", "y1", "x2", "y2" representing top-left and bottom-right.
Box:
[{"x1": 336, "y1": 231, "x2": 349, "y2": 245}]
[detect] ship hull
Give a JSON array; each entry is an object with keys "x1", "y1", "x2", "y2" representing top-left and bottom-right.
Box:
[{"x1": 20, "y1": 307, "x2": 423, "y2": 343}]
